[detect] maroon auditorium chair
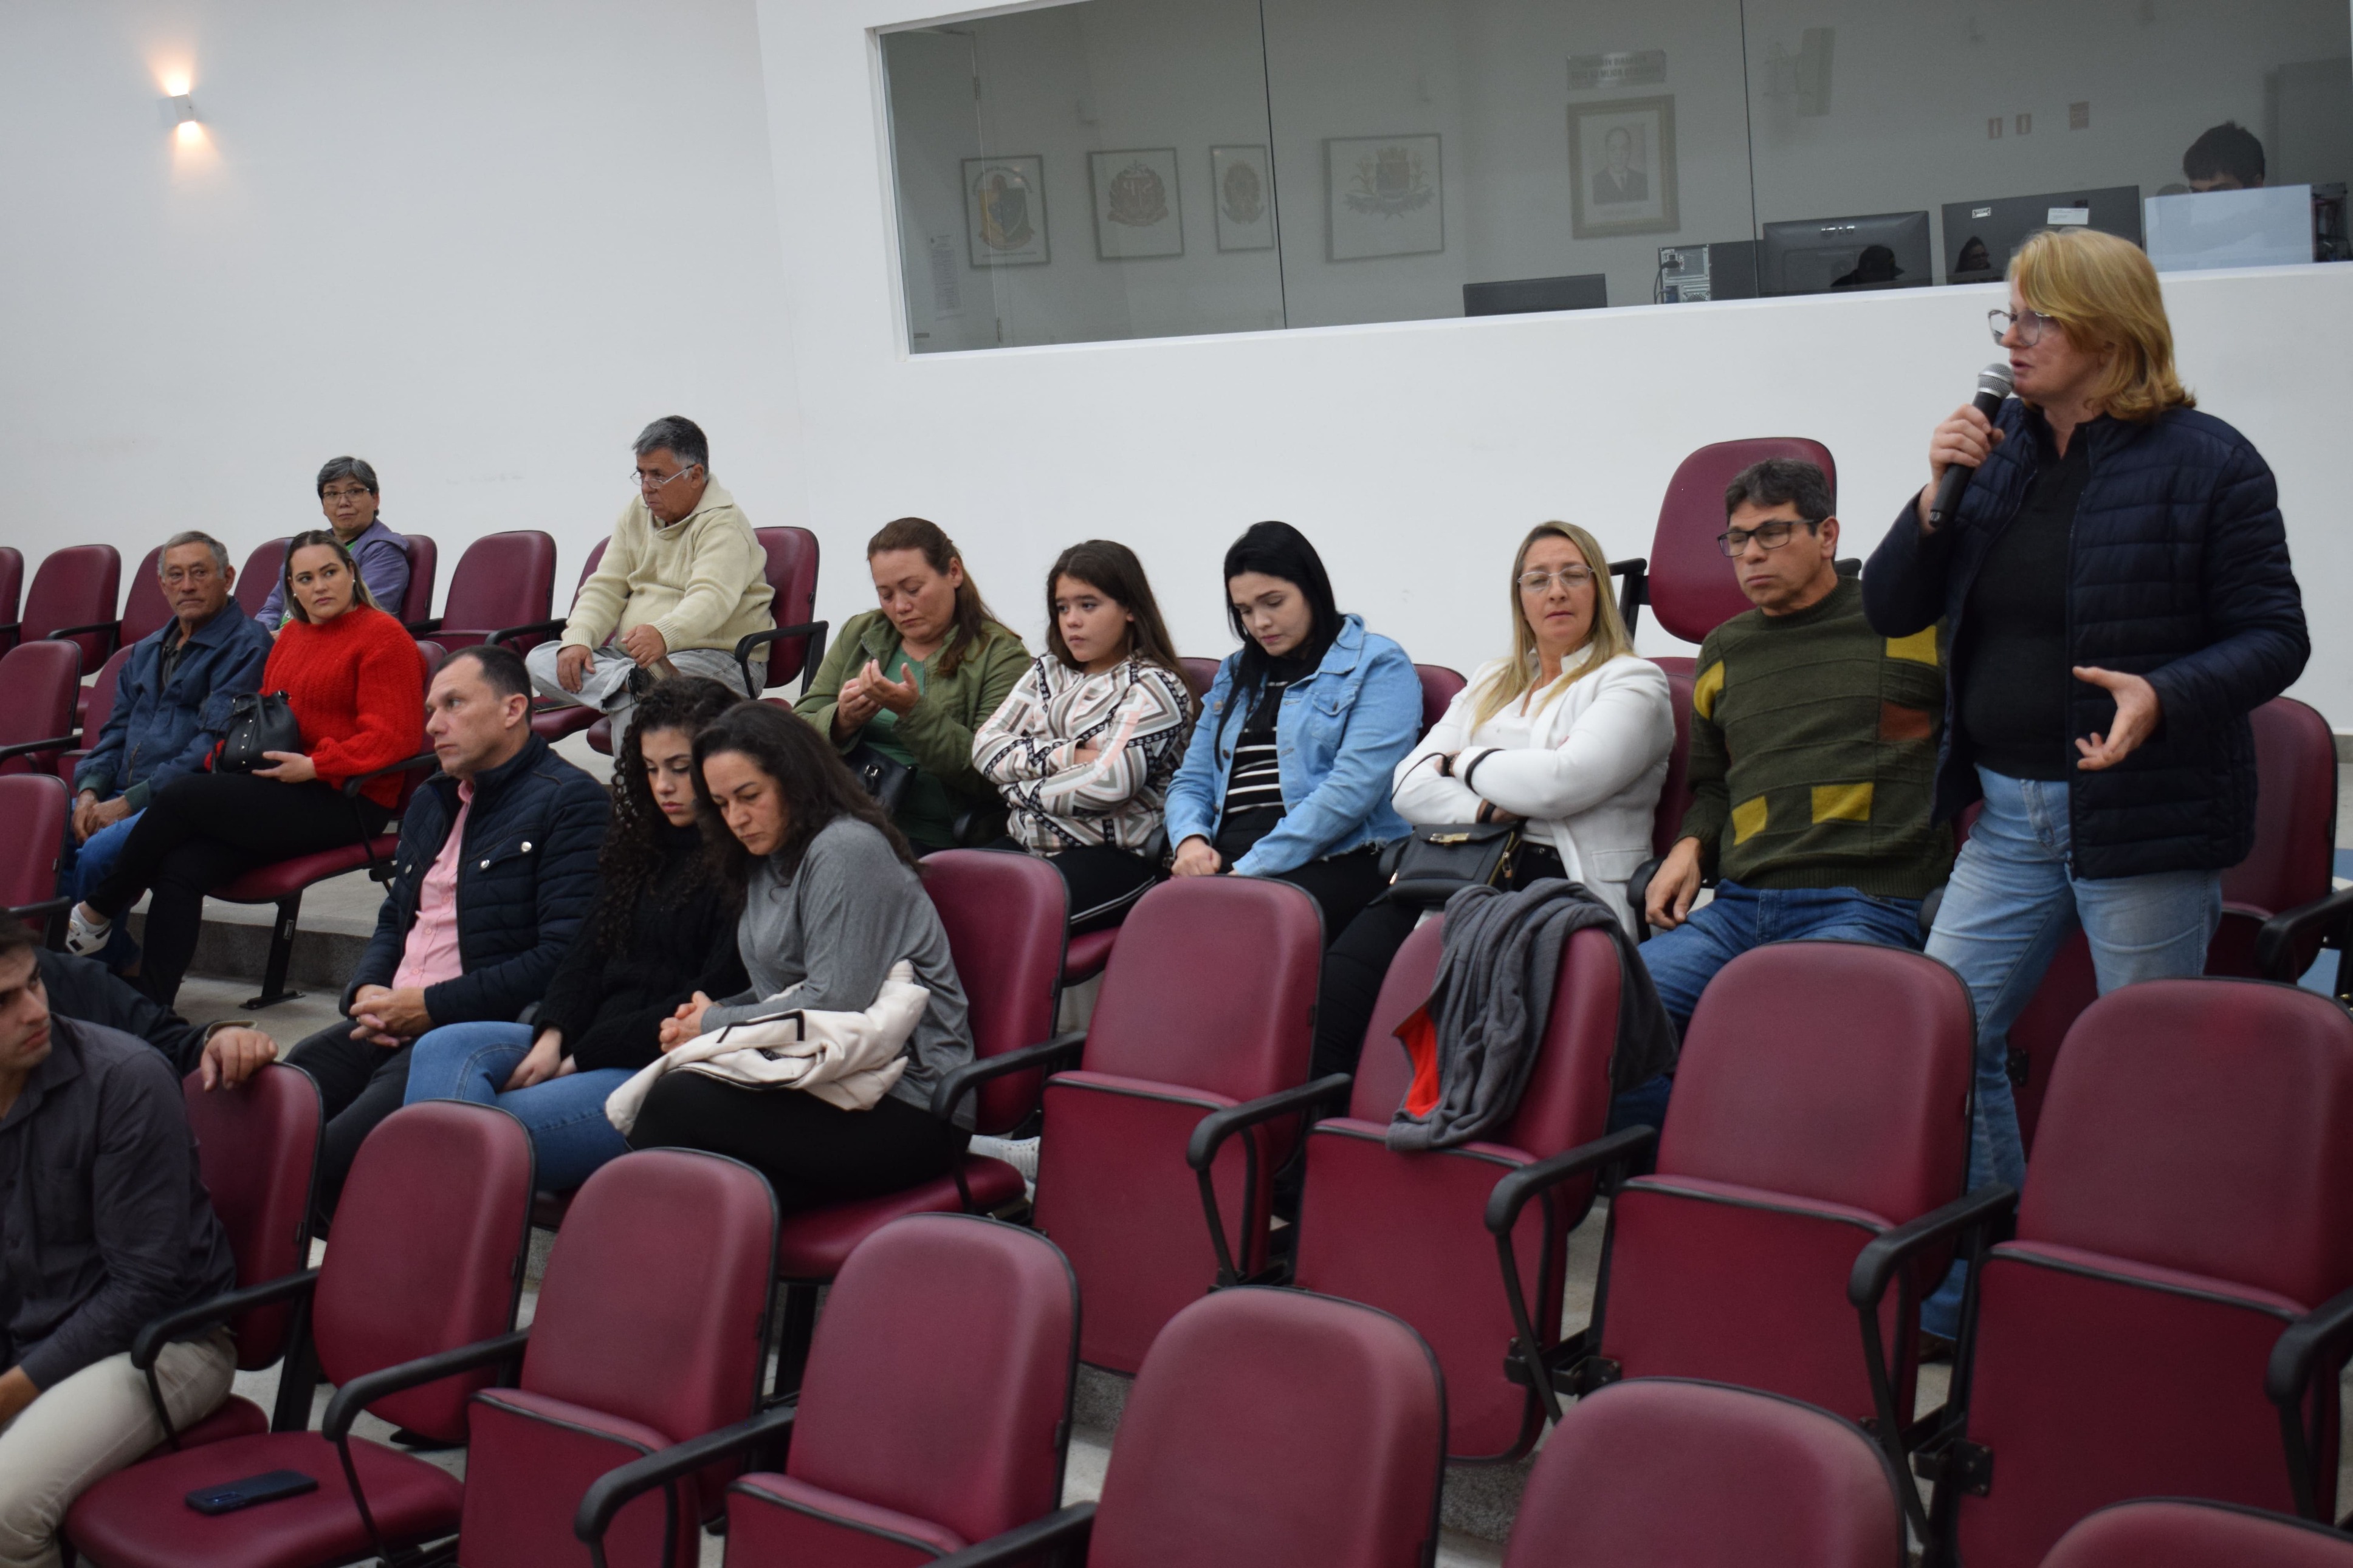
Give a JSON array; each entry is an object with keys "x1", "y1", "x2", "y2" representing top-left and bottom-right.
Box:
[
  {"x1": 128, "y1": 1063, "x2": 323, "y2": 1448},
  {"x1": 1178, "y1": 656, "x2": 1219, "y2": 697},
  {"x1": 22, "y1": 542, "x2": 122, "y2": 672},
  {"x1": 1194, "y1": 918, "x2": 1620, "y2": 1462},
  {"x1": 761, "y1": 849, "x2": 1065, "y2": 1395},
  {"x1": 915, "y1": 1286, "x2": 1446, "y2": 1568},
  {"x1": 394, "y1": 532, "x2": 439, "y2": 627},
  {"x1": 1017, "y1": 876, "x2": 1323, "y2": 1373},
  {"x1": 1503, "y1": 1378, "x2": 1906, "y2": 1568},
  {"x1": 0, "y1": 544, "x2": 21, "y2": 649},
  {"x1": 207, "y1": 640, "x2": 440, "y2": 1008},
  {"x1": 0, "y1": 773, "x2": 72, "y2": 935},
  {"x1": 511, "y1": 536, "x2": 610, "y2": 743},
  {"x1": 0, "y1": 638, "x2": 81, "y2": 778},
  {"x1": 2042, "y1": 1499, "x2": 2353, "y2": 1568},
  {"x1": 118, "y1": 544, "x2": 171, "y2": 646},
  {"x1": 1413, "y1": 663, "x2": 1465, "y2": 738},
  {"x1": 407, "y1": 530, "x2": 554, "y2": 651},
  {"x1": 579, "y1": 1213, "x2": 1080, "y2": 1568},
  {"x1": 64, "y1": 1100, "x2": 537, "y2": 1568},
  {"x1": 1613, "y1": 437, "x2": 1837, "y2": 674},
  {"x1": 1494, "y1": 942, "x2": 1974, "y2": 1467},
  {"x1": 236, "y1": 536, "x2": 289, "y2": 618},
  {"x1": 1855, "y1": 978, "x2": 2353, "y2": 1567},
  {"x1": 56, "y1": 645, "x2": 136, "y2": 786}
]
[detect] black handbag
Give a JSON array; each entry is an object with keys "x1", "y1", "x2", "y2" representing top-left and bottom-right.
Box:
[
  {"x1": 1378, "y1": 820, "x2": 1522, "y2": 908},
  {"x1": 842, "y1": 741, "x2": 915, "y2": 817},
  {"x1": 216, "y1": 691, "x2": 304, "y2": 775}
]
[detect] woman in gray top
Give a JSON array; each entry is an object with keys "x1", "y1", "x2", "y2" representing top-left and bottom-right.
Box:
[{"x1": 625, "y1": 702, "x2": 975, "y2": 1211}]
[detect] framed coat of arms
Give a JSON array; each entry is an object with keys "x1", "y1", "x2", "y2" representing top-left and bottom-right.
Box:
[
  {"x1": 1210, "y1": 145, "x2": 1275, "y2": 251},
  {"x1": 962, "y1": 155, "x2": 1049, "y2": 267},
  {"x1": 1090, "y1": 148, "x2": 1184, "y2": 259},
  {"x1": 1325, "y1": 134, "x2": 1443, "y2": 261}
]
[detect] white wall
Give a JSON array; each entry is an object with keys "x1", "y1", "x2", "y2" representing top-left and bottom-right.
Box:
[
  {"x1": 755, "y1": 0, "x2": 2353, "y2": 728},
  {"x1": 0, "y1": 0, "x2": 804, "y2": 601}
]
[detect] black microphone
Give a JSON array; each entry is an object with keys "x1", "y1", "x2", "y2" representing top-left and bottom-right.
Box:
[{"x1": 1928, "y1": 361, "x2": 2016, "y2": 528}]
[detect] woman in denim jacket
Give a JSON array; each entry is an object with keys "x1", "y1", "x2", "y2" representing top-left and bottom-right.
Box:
[{"x1": 1164, "y1": 522, "x2": 1421, "y2": 940}]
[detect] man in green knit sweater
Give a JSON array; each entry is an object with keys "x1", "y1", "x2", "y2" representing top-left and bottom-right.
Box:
[{"x1": 1638, "y1": 457, "x2": 1953, "y2": 1031}]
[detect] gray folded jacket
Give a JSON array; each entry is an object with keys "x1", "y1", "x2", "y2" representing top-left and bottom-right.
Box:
[{"x1": 1385, "y1": 878, "x2": 1679, "y2": 1152}]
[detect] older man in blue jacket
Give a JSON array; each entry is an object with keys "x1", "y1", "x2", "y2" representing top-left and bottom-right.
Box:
[
  {"x1": 64, "y1": 532, "x2": 273, "y2": 971},
  {"x1": 204, "y1": 645, "x2": 608, "y2": 1226}
]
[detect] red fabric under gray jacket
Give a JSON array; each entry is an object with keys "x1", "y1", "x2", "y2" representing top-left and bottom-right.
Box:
[{"x1": 1863, "y1": 400, "x2": 2307, "y2": 881}]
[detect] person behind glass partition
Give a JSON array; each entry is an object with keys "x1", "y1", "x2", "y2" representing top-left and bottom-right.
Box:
[
  {"x1": 1866, "y1": 225, "x2": 2307, "y2": 1344},
  {"x1": 2183, "y1": 120, "x2": 2266, "y2": 191}
]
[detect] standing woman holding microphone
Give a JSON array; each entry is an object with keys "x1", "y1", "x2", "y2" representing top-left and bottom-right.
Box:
[{"x1": 1864, "y1": 227, "x2": 2307, "y2": 1341}]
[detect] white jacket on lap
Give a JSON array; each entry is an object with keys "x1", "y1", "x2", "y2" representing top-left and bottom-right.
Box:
[{"x1": 1392, "y1": 649, "x2": 1673, "y2": 934}]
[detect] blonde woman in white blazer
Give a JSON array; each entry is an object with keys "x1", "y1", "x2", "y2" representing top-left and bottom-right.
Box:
[{"x1": 1308, "y1": 521, "x2": 1674, "y2": 1083}]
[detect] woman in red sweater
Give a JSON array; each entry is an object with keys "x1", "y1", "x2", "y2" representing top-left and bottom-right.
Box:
[{"x1": 69, "y1": 530, "x2": 426, "y2": 1006}]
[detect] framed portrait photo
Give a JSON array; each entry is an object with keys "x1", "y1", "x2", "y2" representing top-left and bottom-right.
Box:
[
  {"x1": 1090, "y1": 148, "x2": 1184, "y2": 259},
  {"x1": 1210, "y1": 144, "x2": 1275, "y2": 250},
  {"x1": 963, "y1": 155, "x2": 1049, "y2": 267},
  {"x1": 1326, "y1": 133, "x2": 1444, "y2": 261},
  {"x1": 1568, "y1": 95, "x2": 1679, "y2": 239}
]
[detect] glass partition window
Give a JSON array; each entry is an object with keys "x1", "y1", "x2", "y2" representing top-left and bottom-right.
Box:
[{"x1": 879, "y1": 0, "x2": 2353, "y2": 353}]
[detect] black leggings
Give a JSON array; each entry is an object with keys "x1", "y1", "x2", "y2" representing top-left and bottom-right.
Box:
[
  {"x1": 625, "y1": 1075, "x2": 971, "y2": 1214},
  {"x1": 282, "y1": 1019, "x2": 413, "y2": 1232},
  {"x1": 89, "y1": 773, "x2": 388, "y2": 1008},
  {"x1": 992, "y1": 841, "x2": 1163, "y2": 934}
]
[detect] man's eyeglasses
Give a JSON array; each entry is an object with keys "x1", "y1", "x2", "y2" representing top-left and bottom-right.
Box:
[
  {"x1": 1988, "y1": 306, "x2": 2060, "y2": 346},
  {"x1": 1715, "y1": 518, "x2": 1819, "y2": 556},
  {"x1": 1517, "y1": 566, "x2": 1596, "y2": 594},
  {"x1": 634, "y1": 463, "x2": 702, "y2": 493}
]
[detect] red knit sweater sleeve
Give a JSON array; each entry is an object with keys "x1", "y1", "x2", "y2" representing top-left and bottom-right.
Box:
[{"x1": 271, "y1": 608, "x2": 426, "y2": 806}]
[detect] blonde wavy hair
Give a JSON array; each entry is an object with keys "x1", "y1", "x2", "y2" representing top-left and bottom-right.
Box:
[
  {"x1": 2010, "y1": 228, "x2": 2194, "y2": 423},
  {"x1": 1470, "y1": 521, "x2": 1633, "y2": 727}
]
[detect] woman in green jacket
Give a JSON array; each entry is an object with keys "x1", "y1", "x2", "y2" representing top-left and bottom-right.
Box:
[{"x1": 796, "y1": 516, "x2": 1029, "y2": 851}]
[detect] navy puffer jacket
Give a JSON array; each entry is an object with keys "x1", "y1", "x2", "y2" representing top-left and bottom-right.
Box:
[
  {"x1": 1864, "y1": 400, "x2": 2307, "y2": 880},
  {"x1": 345, "y1": 732, "x2": 610, "y2": 1025}
]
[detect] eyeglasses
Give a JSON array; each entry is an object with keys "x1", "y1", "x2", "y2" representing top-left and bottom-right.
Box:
[
  {"x1": 1988, "y1": 306, "x2": 2060, "y2": 346},
  {"x1": 633, "y1": 463, "x2": 701, "y2": 493},
  {"x1": 1517, "y1": 567, "x2": 1596, "y2": 594},
  {"x1": 1715, "y1": 518, "x2": 1818, "y2": 556},
  {"x1": 320, "y1": 486, "x2": 373, "y2": 504}
]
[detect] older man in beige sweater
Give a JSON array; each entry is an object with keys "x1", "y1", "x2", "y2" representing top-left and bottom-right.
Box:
[{"x1": 527, "y1": 415, "x2": 775, "y2": 745}]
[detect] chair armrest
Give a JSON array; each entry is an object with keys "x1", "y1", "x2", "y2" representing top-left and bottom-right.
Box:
[
  {"x1": 1483, "y1": 1125, "x2": 1657, "y2": 1238},
  {"x1": 1607, "y1": 557, "x2": 1648, "y2": 635},
  {"x1": 928, "y1": 1030, "x2": 1086, "y2": 1123},
  {"x1": 340, "y1": 750, "x2": 439, "y2": 801},
  {"x1": 2257, "y1": 887, "x2": 2353, "y2": 988},
  {"x1": 735, "y1": 622, "x2": 830, "y2": 695},
  {"x1": 2267, "y1": 1282, "x2": 2353, "y2": 1520},
  {"x1": 131, "y1": 1268, "x2": 320, "y2": 1371},
  {"x1": 1187, "y1": 1074, "x2": 1353, "y2": 1286},
  {"x1": 404, "y1": 617, "x2": 443, "y2": 636},
  {"x1": 45, "y1": 620, "x2": 120, "y2": 643},
  {"x1": 574, "y1": 1403, "x2": 799, "y2": 1553},
  {"x1": 0, "y1": 734, "x2": 80, "y2": 764},
  {"x1": 1846, "y1": 1184, "x2": 2018, "y2": 1312},
  {"x1": 485, "y1": 617, "x2": 568, "y2": 650},
  {"x1": 1624, "y1": 856, "x2": 1663, "y2": 942},
  {"x1": 321, "y1": 1327, "x2": 531, "y2": 1443},
  {"x1": 927, "y1": 1504, "x2": 1099, "y2": 1568},
  {"x1": 5, "y1": 894, "x2": 72, "y2": 924}
]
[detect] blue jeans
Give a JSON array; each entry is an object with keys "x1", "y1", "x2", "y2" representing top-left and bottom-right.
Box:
[
  {"x1": 60, "y1": 809, "x2": 143, "y2": 968},
  {"x1": 1918, "y1": 767, "x2": 2221, "y2": 1336},
  {"x1": 403, "y1": 1022, "x2": 635, "y2": 1193},
  {"x1": 1639, "y1": 878, "x2": 1926, "y2": 1033}
]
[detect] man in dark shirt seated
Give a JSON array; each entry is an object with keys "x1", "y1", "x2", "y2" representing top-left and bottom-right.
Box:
[{"x1": 0, "y1": 922, "x2": 239, "y2": 1565}]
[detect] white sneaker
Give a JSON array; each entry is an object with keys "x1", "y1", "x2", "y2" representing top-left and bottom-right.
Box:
[{"x1": 64, "y1": 906, "x2": 112, "y2": 957}]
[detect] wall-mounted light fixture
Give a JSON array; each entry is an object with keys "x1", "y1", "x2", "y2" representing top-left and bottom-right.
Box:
[{"x1": 161, "y1": 93, "x2": 199, "y2": 143}]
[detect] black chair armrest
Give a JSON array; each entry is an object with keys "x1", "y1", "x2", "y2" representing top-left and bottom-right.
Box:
[
  {"x1": 321, "y1": 1327, "x2": 531, "y2": 1443},
  {"x1": 0, "y1": 734, "x2": 80, "y2": 764},
  {"x1": 1483, "y1": 1125, "x2": 1657, "y2": 1239},
  {"x1": 1846, "y1": 1184, "x2": 2018, "y2": 1312},
  {"x1": 575, "y1": 1403, "x2": 799, "y2": 1555},
  {"x1": 2256, "y1": 887, "x2": 2353, "y2": 991},
  {"x1": 486, "y1": 617, "x2": 568, "y2": 649},
  {"x1": 340, "y1": 750, "x2": 440, "y2": 801},
  {"x1": 404, "y1": 617, "x2": 443, "y2": 636},
  {"x1": 927, "y1": 1504, "x2": 1099, "y2": 1568},
  {"x1": 1624, "y1": 856, "x2": 1664, "y2": 942},
  {"x1": 1607, "y1": 557, "x2": 1648, "y2": 635},
  {"x1": 0, "y1": 620, "x2": 18, "y2": 639},
  {"x1": 2267, "y1": 1283, "x2": 2353, "y2": 1519},
  {"x1": 132, "y1": 1268, "x2": 320, "y2": 1371},
  {"x1": 1187, "y1": 1074, "x2": 1353, "y2": 1286},
  {"x1": 45, "y1": 620, "x2": 120, "y2": 643},
  {"x1": 6, "y1": 894, "x2": 73, "y2": 924},
  {"x1": 929, "y1": 1030, "x2": 1086, "y2": 1123},
  {"x1": 735, "y1": 621, "x2": 830, "y2": 696}
]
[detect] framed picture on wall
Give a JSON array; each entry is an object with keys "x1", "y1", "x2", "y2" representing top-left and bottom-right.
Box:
[
  {"x1": 1210, "y1": 145, "x2": 1276, "y2": 250},
  {"x1": 1090, "y1": 148, "x2": 1184, "y2": 259},
  {"x1": 1326, "y1": 134, "x2": 1444, "y2": 261},
  {"x1": 1568, "y1": 96, "x2": 1678, "y2": 239},
  {"x1": 963, "y1": 155, "x2": 1049, "y2": 267}
]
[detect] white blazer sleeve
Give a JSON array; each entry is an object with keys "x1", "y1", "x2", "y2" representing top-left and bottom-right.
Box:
[
  {"x1": 1461, "y1": 657, "x2": 1673, "y2": 821},
  {"x1": 1390, "y1": 665, "x2": 1494, "y2": 824}
]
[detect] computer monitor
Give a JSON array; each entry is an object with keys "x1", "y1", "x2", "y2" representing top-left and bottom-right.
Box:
[
  {"x1": 1942, "y1": 186, "x2": 2143, "y2": 283},
  {"x1": 1463, "y1": 274, "x2": 1609, "y2": 316},
  {"x1": 1757, "y1": 211, "x2": 1932, "y2": 296}
]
